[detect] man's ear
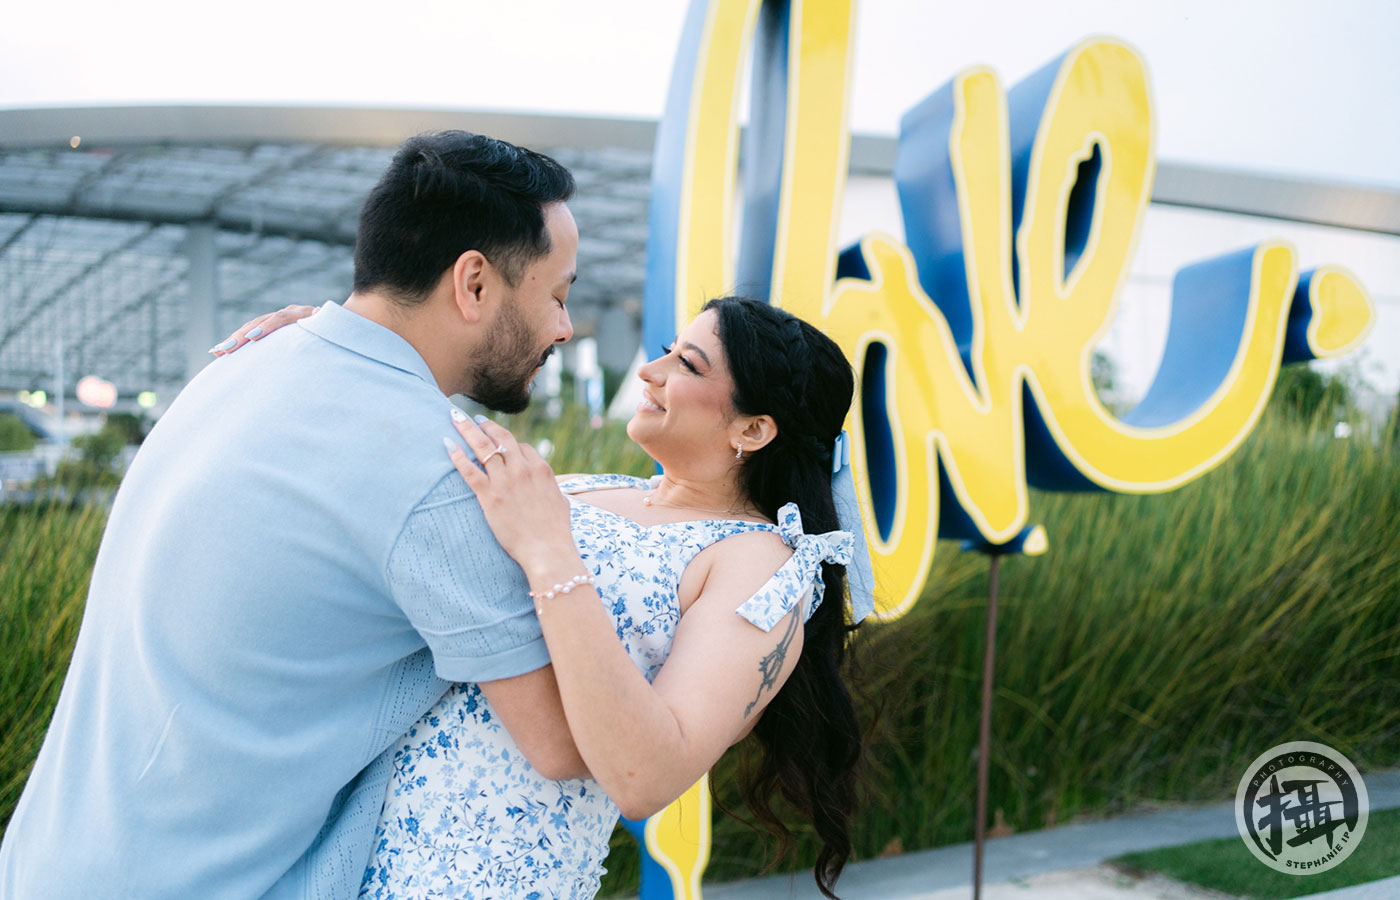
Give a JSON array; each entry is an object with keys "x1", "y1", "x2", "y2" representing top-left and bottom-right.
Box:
[
  {"x1": 735, "y1": 414, "x2": 778, "y2": 453},
  {"x1": 452, "y1": 250, "x2": 490, "y2": 323}
]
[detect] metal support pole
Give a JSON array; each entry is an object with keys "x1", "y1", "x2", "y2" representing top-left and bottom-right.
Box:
[
  {"x1": 183, "y1": 223, "x2": 220, "y2": 388},
  {"x1": 972, "y1": 554, "x2": 1001, "y2": 900},
  {"x1": 54, "y1": 336, "x2": 65, "y2": 449}
]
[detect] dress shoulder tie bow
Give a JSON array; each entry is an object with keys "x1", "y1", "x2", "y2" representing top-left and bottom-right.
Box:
[{"x1": 734, "y1": 503, "x2": 855, "y2": 632}]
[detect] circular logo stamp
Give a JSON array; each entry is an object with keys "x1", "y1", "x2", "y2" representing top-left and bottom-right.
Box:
[{"x1": 1235, "y1": 741, "x2": 1368, "y2": 874}]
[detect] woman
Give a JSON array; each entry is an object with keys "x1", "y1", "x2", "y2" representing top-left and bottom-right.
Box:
[{"x1": 222, "y1": 296, "x2": 869, "y2": 899}]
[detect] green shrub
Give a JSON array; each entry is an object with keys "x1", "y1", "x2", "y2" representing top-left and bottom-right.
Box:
[
  {"x1": 102, "y1": 412, "x2": 149, "y2": 446},
  {"x1": 0, "y1": 414, "x2": 37, "y2": 453},
  {"x1": 1271, "y1": 364, "x2": 1352, "y2": 423},
  {"x1": 51, "y1": 425, "x2": 128, "y2": 490}
]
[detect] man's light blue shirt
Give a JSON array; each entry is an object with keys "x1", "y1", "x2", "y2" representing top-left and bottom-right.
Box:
[{"x1": 0, "y1": 302, "x2": 548, "y2": 899}]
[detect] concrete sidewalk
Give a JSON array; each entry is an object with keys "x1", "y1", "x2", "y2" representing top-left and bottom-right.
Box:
[
  {"x1": 1296, "y1": 876, "x2": 1400, "y2": 900},
  {"x1": 683, "y1": 769, "x2": 1400, "y2": 900}
]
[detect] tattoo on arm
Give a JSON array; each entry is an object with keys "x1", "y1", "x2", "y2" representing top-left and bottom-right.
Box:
[{"x1": 744, "y1": 609, "x2": 801, "y2": 718}]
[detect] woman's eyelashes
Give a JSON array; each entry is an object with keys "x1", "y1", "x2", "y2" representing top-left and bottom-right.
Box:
[{"x1": 659, "y1": 343, "x2": 699, "y2": 374}]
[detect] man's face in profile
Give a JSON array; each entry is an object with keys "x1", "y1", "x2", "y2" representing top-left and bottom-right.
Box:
[{"x1": 466, "y1": 202, "x2": 578, "y2": 413}]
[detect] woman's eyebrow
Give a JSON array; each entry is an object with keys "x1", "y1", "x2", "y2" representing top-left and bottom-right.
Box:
[{"x1": 681, "y1": 342, "x2": 711, "y2": 367}]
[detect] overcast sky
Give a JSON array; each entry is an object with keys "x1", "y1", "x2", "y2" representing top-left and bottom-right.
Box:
[{"x1": 3, "y1": 0, "x2": 1397, "y2": 188}]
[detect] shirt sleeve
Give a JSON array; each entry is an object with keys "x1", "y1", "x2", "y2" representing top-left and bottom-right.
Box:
[{"x1": 386, "y1": 472, "x2": 549, "y2": 682}]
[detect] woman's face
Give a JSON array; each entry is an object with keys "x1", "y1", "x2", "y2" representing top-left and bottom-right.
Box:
[{"x1": 626, "y1": 309, "x2": 741, "y2": 465}]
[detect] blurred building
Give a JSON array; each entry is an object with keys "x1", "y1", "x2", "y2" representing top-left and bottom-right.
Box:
[{"x1": 1, "y1": 104, "x2": 1396, "y2": 426}]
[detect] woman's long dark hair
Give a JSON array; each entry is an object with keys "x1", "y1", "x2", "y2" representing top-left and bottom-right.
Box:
[{"x1": 705, "y1": 295, "x2": 862, "y2": 899}]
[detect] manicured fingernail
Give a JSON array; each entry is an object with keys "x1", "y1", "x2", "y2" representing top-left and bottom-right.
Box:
[
  {"x1": 450, "y1": 408, "x2": 468, "y2": 423},
  {"x1": 245, "y1": 326, "x2": 263, "y2": 339},
  {"x1": 443, "y1": 437, "x2": 458, "y2": 454},
  {"x1": 473, "y1": 414, "x2": 489, "y2": 424},
  {"x1": 213, "y1": 338, "x2": 237, "y2": 351}
]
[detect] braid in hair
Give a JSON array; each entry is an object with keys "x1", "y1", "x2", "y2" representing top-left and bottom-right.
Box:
[{"x1": 702, "y1": 296, "x2": 862, "y2": 899}]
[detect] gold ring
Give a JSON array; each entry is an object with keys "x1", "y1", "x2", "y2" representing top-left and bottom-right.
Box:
[{"x1": 480, "y1": 445, "x2": 506, "y2": 465}]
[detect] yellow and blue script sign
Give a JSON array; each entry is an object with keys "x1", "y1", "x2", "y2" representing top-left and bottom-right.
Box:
[{"x1": 632, "y1": 1, "x2": 1375, "y2": 896}]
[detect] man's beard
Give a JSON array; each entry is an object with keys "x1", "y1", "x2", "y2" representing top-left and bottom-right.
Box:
[{"x1": 465, "y1": 300, "x2": 552, "y2": 414}]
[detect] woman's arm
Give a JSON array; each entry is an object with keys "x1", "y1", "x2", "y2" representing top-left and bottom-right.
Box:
[
  {"x1": 535, "y1": 534, "x2": 800, "y2": 818},
  {"x1": 448, "y1": 416, "x2": 806, "y2": 818},
  {"x1": 478, "y1": 666, "x2": 591, "y2": 781}
]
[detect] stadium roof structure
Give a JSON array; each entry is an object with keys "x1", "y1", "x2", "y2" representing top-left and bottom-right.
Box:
[{"x1": 1, "y1": 105, "x2": 1397, "y2": 407}]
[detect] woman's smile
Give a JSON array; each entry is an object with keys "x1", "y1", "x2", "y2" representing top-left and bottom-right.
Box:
[{"x1": 637, "y1": 392, "x2": 666, "y2": 414}]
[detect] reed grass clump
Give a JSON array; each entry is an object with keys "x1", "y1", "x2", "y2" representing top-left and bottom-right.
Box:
[
  {"x1": 0, "y1": 502, "x2": 107, "y2": 826},
  {"x1": 500, "y1": 403, "x2": 656, "y2": 478},
  {"x1": 694, "y1": 409, "x2": 1400, "y2": 885}
]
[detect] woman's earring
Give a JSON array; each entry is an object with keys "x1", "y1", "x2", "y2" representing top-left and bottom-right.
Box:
[{"x1": 735, "y1": 443, "x2": 743, "y2": 459}]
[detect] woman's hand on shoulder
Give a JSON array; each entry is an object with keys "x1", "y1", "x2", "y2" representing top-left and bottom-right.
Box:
[
  {"x1": 444, "y1": 414, "x2": 575, "y2": 575},
  {"x1": 209, "y1": 304, "x2": 319, "y2": 357}
]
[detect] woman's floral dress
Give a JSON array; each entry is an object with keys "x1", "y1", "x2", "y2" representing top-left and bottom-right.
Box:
[{"x1": 359, "y1": 474, "x2": 852, "y2": 899}]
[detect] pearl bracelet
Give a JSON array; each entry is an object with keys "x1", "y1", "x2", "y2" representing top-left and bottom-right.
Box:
[{"x1": 529, "y1": 573, "x2": 595, "y2": 603}]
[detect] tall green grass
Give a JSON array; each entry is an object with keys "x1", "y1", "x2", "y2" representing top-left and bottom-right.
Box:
[
  {"x1": 690, "y1": 409, "x2": 1400, "y2": 887},
  {"x1": 0, "y1": 502, "x2": 107, "y2": 824},
  {"x1": 2, "y1": 407, "x2": 1397, "y2": 898},
  {"x1": 500, "y1": 403, "x2": 657, "y2": 479}
]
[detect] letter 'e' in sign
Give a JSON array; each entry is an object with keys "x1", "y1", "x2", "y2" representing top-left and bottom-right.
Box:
[{"x1": 631, "y1": 1, "x2": 1377, "y2": 898}]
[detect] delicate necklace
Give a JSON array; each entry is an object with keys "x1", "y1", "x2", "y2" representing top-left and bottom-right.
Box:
[{"x1": 642, "y1": 489, "x2": 750, "y2": 517}]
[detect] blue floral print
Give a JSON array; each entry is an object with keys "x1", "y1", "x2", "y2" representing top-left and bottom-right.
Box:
[{"x1": 359, "y1": 474, "x2": 851, "y2": 899}]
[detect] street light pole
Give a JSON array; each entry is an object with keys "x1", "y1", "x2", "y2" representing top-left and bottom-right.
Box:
[{"x1": 54, "y1": 336, "x2": 65, "y2": 450}]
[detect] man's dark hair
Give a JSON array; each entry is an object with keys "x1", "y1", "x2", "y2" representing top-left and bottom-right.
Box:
[{"x1": 353, "y1": 131, "x2": 575, "y2": 302}]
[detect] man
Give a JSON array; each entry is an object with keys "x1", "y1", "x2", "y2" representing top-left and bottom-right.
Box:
[{"x1": 0, "y1": 131, "x2": 588, "y2": 899}]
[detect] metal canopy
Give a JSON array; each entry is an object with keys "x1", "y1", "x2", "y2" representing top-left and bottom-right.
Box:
[
  {"x1": 1, "y1": 105, "x2": 1395, "y2": 405},
  {"x1": 0, "y1": 131, "x2": 654, "y2": 400}
]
